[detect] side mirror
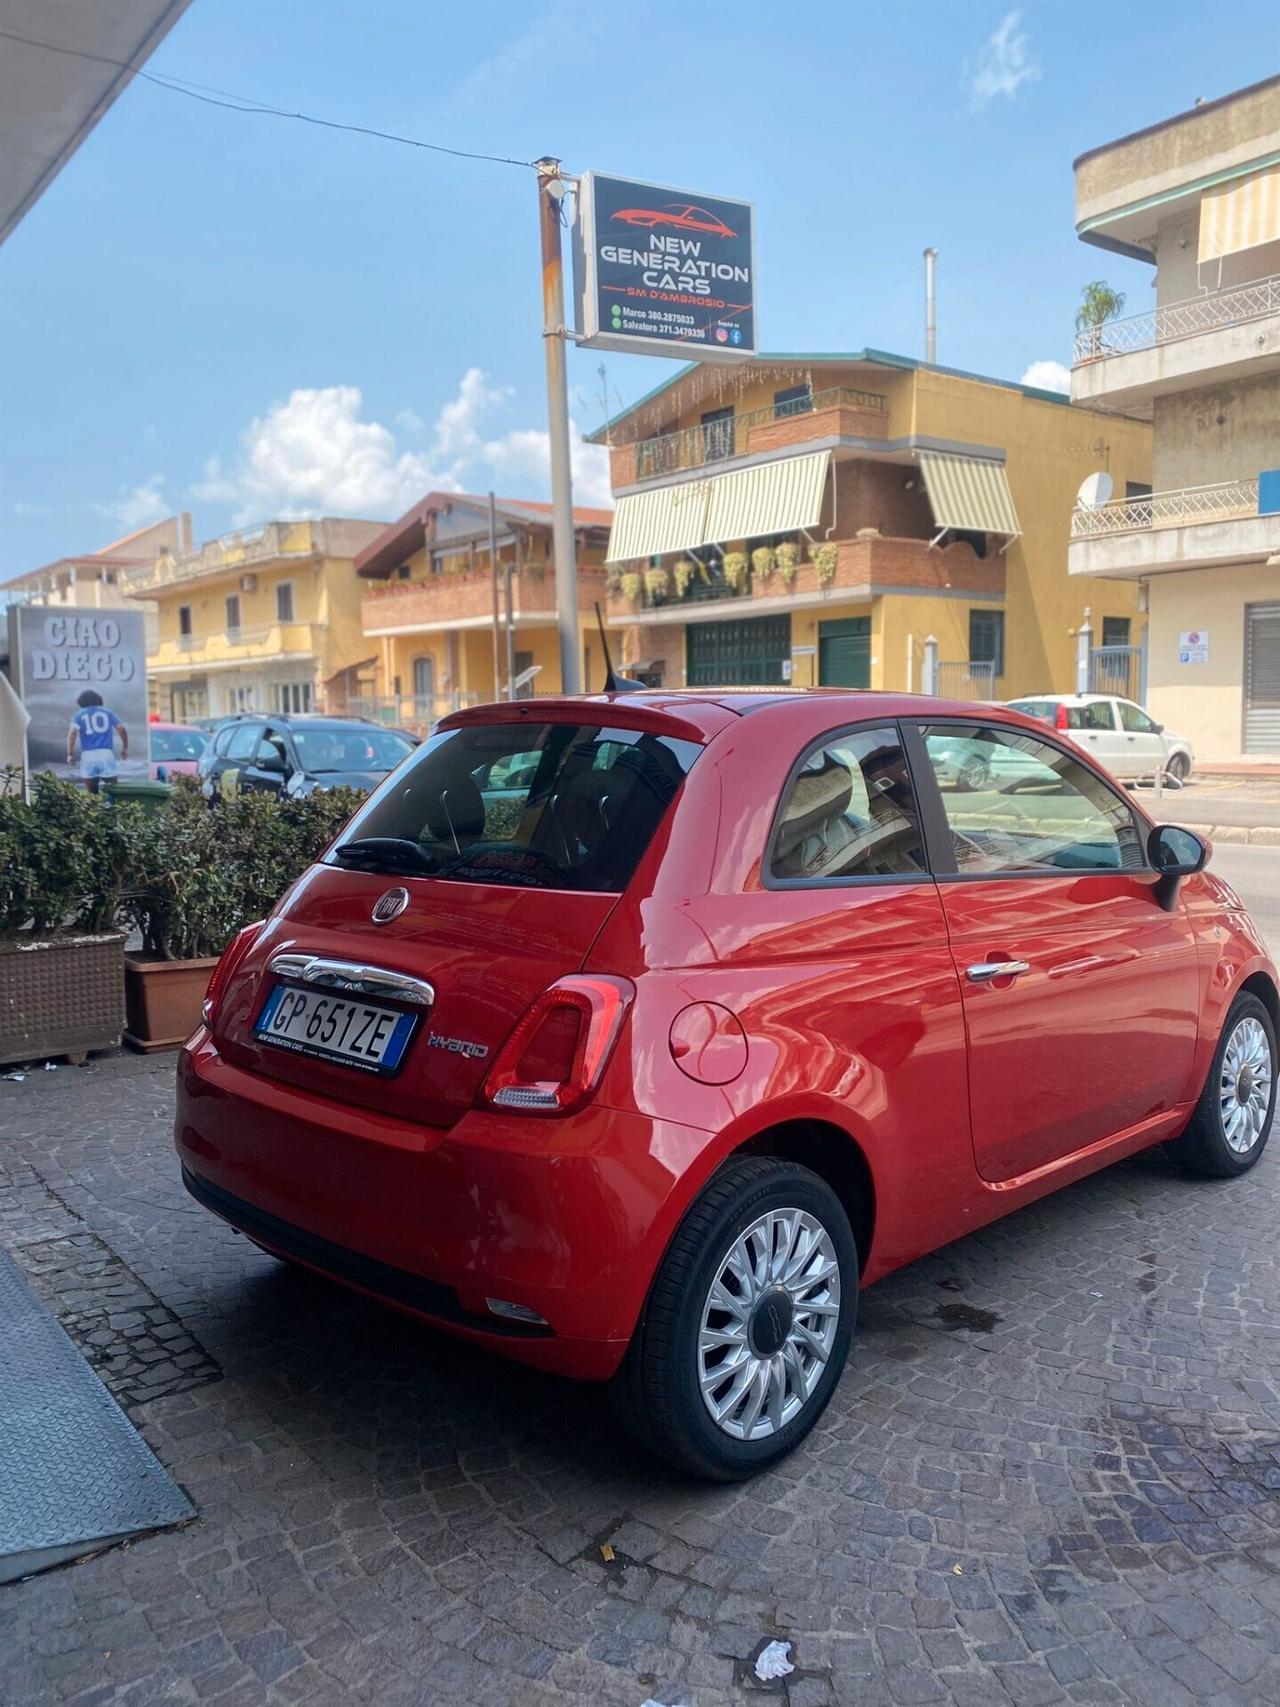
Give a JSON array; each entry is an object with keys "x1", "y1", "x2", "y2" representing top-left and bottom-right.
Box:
[
  {"x1": 1152, "y1": 722, "x2": 1165, "y2": 734},
  {"x1": 1148, "y1": 823, "x2": 1207, "y2": 911}
]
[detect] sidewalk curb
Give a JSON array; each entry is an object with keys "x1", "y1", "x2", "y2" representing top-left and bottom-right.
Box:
[{"x1": 1189, "y1": 824, "x2": 1280, "y2": 845}]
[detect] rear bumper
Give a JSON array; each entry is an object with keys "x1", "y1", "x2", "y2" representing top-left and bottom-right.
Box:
[{"x1": 176, "y1": 1029, "x2": 714, "y2": 1381}]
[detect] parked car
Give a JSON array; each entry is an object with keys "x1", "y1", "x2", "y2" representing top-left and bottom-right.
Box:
[
  {"x1": 1005, "y1": 694, "x2": 1194, "y2": 784},
  {"x1": 147, "y1": 721, "x2": 208, "y2": 781},
  {"x1": 200, "y1": 715, "x2": 415, "y2": 800},
  {"x1": 179, "y1": 691, "x2": 1276, "y2": 1479}
]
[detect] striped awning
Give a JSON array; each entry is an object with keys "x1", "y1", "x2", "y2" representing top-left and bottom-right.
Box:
[
  {"x1": 918, "y1": 451, "x2": 1021, "y2": 542},
  {"x1": 1199, "y1": 166, "x2": 1280, "y2": 263},
  {"x1": 606, "y1": 479, "x2": 713, "y2": 564},
  {"x1": 606, "y1": 450, "x2": 830, "y2": 563}
]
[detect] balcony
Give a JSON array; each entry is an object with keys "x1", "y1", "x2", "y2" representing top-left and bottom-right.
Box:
[
  {"x1": 1071, "y1": 274, "x2": 1280, "y2": 410},
  {"x1": 606, "y1": 534, "x2": 1004, "y2": 626},
  {"x1": 148, "y1": 621, "x2": 322, "y2": 674},
  {"x1": 1068, "y1": 477, "x2": 1279, "y2": 578},
  {"x1": 122, "y1": 521, "x2": 321, "y2": 595},
  {"x1": 608, "y1": 386, "x2": 889, "y2": 489},
  {"x1": 361, "y1": 565, "x2": 608, "y2": 634}
]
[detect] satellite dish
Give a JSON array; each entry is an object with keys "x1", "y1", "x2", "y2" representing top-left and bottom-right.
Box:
[{"x1": 1077, "y1": 471, "x2": 1114, "y2": 509}]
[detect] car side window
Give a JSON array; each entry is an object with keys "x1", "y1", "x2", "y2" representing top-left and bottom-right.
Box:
[
  {"x1": 920, "y1": 725, "x2": 1146, "y2": 876},
  {"x1": 770, "y1": 726, "x2": 927, "y2": 882},
  {"x1": 1118, "y1": 701, "x2": 1158, "y2": 735},
  {"x1": 224, "y1": 722, "x2": 262, "y2": 762},
  {"x1": 256, "y1": 728, "x2": 290, "y2": 769},
  {"x1": 1069, "y1": 702, "x2": 1115, "y2": 732}
]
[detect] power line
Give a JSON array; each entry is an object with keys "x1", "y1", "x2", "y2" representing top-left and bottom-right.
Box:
[{"x1": 0, "y1": 25, "x2": 538, "y2": 171}]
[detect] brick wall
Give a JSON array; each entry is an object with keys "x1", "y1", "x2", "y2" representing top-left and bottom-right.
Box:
[{"x1": 363, "y1": 567, "x2": 606, "y2": 629}]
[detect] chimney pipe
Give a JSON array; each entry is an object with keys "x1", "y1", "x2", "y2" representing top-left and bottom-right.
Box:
[{"x1": 923, "y1": 248, "x2": 937, "y2": 364}]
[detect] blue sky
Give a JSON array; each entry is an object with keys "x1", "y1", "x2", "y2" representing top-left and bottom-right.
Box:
[{"x1": 1, "y1": 1, "x2": 1272, "y2": 574}]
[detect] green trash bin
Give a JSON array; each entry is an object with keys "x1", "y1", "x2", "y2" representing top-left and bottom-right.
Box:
[{"x1": 103, "y1": 779, "x2": 174, "y2": 815}]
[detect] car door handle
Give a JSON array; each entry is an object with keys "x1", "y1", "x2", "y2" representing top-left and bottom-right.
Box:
[{"x1": 966, "y1": 960, "x2": 1031, "y2": 983}]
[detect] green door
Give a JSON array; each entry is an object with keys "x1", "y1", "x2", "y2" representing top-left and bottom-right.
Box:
[
  {"x1": 687, "y1": 616, "x2": 792, "y2": 686},
  {"x1": 819, "y1": 617, "x2": 870, "y2": 688}
]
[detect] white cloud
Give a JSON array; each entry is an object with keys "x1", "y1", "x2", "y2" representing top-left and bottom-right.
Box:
[
  {"x1": 99, "y1": 476, "x2": 169, "y2": 530},
  {"x1": 1020, "y1": 359, "x2": 1071, "y2": 393},
  {"x1": 967, "y1": 11, "x2": 1041, "y2": 109},
  {"x1": 193, "y1": 373, "x2": 612, "y2": 524}
]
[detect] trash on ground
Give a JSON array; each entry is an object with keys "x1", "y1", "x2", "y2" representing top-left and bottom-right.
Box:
[
  {"x1": 600, "y1": 1543, "x2": 615, "y2": 1562},
  {"x1": 2, "y1": 1072, "x2": 26, "y2": 1082},
  {"x1": 754, "y1": 1640, "x2": 794, "y2": 1681}
]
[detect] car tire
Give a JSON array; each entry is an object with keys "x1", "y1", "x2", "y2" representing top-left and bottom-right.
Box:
[
  {"x1": 956, "y1": 756, "x2": 990, "y2": 792},
  {"x1": 1166, "y1": 751, "x2": 1191, "y2": 783},
  {"x1": 1165, "y1": 994, "x2": 1276, "y2": 1179},
  {"x1": 613, "y1": 1157, "x2": 857, "y2": 1481}
]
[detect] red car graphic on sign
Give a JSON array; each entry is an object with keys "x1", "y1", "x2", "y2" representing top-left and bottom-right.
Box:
[{"x1": 612, "y1": 203, "x2": 736, "y2": 239}]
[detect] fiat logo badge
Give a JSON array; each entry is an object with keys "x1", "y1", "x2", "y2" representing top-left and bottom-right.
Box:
[{"x1": 371, "y1": 887, "x2": 409, "y2": 925}]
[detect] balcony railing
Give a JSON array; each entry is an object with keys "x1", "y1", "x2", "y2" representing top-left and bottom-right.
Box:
[
  {"x1": 1073, "y1": 274, "x2": 1280, "y2": 364},
  {"x1": 155, "y1": 621, "x2": 321, "y2": 661},
  {"x1": 1070, "y1": 477, "x2": 1260, "y2": 538},
  {"x1": 122, "y1": 522, "x2": 315, "y2": 594},
  {"x1": 627, "y1": 386, "x2": 888, "y2": 480}
]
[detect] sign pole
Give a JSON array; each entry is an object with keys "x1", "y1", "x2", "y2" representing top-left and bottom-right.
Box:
[{"x1": 536, "y1": 156, "x2": 581, "y2": 696}]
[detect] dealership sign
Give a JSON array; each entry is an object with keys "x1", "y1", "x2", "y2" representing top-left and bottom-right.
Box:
[{"x1": 573, "y1": 172, "x2": 755, "y2": 361}]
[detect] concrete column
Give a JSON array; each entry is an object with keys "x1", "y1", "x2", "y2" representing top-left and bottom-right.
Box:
[
  {"x1": 923, "y1": 635, "x2": 939, "y2": 697},
  {"x1": 1076, "y1": 608, "x2": 1093, "y2": 695}
]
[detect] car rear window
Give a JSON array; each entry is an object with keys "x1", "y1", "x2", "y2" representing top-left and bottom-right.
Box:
[{"x1": 327, "y1": 721, "x2": 701, "y2": 892}]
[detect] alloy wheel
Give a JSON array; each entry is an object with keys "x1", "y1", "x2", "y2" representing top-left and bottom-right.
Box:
[
  {"x1": 1219, "y1": 1015, "x2": 1274, "y2": 1154},
  {"x1": 697, "y1": 1207, "x2": 841, "y2": 1441}
]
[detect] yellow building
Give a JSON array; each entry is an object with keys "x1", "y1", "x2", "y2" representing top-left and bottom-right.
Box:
[
  {"x1": 122, "y1": 518, "x2": 386, "y2": 721},
  {"x1": 354, "y1": 493, "x2": 613, "y2": 722},
  {"x1": 1068, "y1": 76, "x2": 1280, "y2": 761},
  {"x1": 589, "y1": 351, "x2": 1152, "y2": 700}
]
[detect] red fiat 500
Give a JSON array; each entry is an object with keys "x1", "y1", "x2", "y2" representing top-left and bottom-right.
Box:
[{"x1": 177, "y1": 692, "x2": 1278, "y2": 1479}]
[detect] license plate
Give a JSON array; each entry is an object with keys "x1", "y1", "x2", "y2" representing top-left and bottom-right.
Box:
[{"x1": 255, "y1": 983, "x2": 417, "y2": 1075}]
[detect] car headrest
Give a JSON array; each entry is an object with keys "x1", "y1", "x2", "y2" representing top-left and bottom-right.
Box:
[
  {"x1": 423, "y1": 773, "x2": 486, "y2": 850},
  {"x1": 773, "y1": 757, "x2": 853, "y2": 861}
]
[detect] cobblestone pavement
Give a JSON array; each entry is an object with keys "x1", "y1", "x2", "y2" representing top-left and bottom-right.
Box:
[{"x1": 4, "y1": 1054, "x2": 1280, "y2": 1706}]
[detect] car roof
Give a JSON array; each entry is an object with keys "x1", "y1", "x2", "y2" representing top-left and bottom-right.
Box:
[
  {"x1": 443, "y1": 688, "x2": 1048, "y2": 743},
  {"x1": 1007, "y1": 692, "x2": 1119, "y2": 705}
]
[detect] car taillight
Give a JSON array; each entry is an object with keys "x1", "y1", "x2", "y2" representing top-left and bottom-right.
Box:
[
  {"x1": 1055, "y1": 704, "x2": 1070, "y2": 731},
  {"x1": 201, "y1": 921, "x2": 265, "y2": 1027},
  {"x1": 480, "y1": 975, "x2": 634, "y2": 1115}
]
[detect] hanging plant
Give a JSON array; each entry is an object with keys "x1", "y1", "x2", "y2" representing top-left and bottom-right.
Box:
[
  {"x1": 813, "y1": 542, "x2": 839, "y2": 585},
  {"x1": 674, "y1": 559, "x2": 695, "y2": 596},
  {"x1": 751, "y1": 546, "x2": 776, "y2": 582},
  {"x1": 620, "y1": 570, "x2": 643, "y2": 604},
  {"x1": 644, "y1": 565, "x2": 670, "y2": 600},
  {"x1": 776, "y1": 541, "x2": 800, "y2": 586},
  {"x1": 723, "y1": 551, "x2": 748, "y2": 591}
]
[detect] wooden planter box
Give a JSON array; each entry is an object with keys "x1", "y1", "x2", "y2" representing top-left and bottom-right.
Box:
[
  {"x1": 0, "y1": 932, "x2": 125, "y2": 1067},
  {"x1": 124, "y1": 954, "x2": 219, "y2": 1053}
]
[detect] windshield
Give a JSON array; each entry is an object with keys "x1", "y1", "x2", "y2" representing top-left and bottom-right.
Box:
[
  {"x1": 291, "y1": 725, "x2": 413, "y2": 773},
  {"x1": 150, "y1": 727, "x2": 208, "y2": 762},
  {"x1": 328, "y1": 720, "x2": 701, "y2": 891}
]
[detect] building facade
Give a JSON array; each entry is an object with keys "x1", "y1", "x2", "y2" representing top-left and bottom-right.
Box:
[
  {"x1": 1068, "y1": 75, "x2": 1280, "y2": 760},
  {"x1": 354, "y1": 493, "x2": 613, "y2": 724},
  {"x1": 121, "y1": 518, "x2": 385, "y2": 721},
  {"x1": 590, "y1": 352, "x2": 1150, "y2": 700},
  {"x1": 0, "y1": 515, "x2": 186, "y2": 659}
]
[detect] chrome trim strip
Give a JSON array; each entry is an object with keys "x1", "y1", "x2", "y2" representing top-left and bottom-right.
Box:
[{"x1": 267, "y1": 953, "x2": 435, "y2": 1006}]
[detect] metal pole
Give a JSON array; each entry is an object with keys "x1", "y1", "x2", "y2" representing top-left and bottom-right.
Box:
[
  {"x1": 536, "y1": 156, "x2": 581, "y2": 695},
  {"x1": 505, "y1": 542, "x2": 517, "y2": 701},
  {"x1": 923, "y1": 248, "x2": 937, "y2": 364},
  {"x1": 488, "y1": 492, "x2": 501, "y2": 704}
]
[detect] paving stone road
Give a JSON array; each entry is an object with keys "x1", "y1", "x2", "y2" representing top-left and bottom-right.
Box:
[{"x1": 4, "y1": 1050, "x2": 1280, "y2": 1705}]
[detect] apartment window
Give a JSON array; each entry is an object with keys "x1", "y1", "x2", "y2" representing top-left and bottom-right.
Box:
[
  {"x1": 700, "y1": 407, "x2": 735, "y2": 463},
  {"x1": 178, "y1": 605, "x2": 192, "y2": 637},
  {"x1": 1101, "y1": 616, "x2": 1131, "y2": 649},
  {"x1": 225, "y1": 594, "x2": 241, "y2": 634},
  {"x1": 276, "y1": 682, "x2": 311, "y2": 713},
  {"x1": 969, "y1": 609, "x2": 1005, "y2": 677},
  {"x1": 397, "y1": 563, "x2": 412, "y2": 580},
  {"x1": 773, "y1": 384, "x2": 812, "y2": 418},
  {"x1": 276, "y1": 582, "x2": 294, "y2": 623},
  {"x1": 1125, "y1": 481, "x2": 1153, "y2": 500}
]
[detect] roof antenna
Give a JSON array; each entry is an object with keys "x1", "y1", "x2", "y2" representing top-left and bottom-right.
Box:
[{"x1": 595, "y1": 602, "x2": 645, "y2": 693}]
